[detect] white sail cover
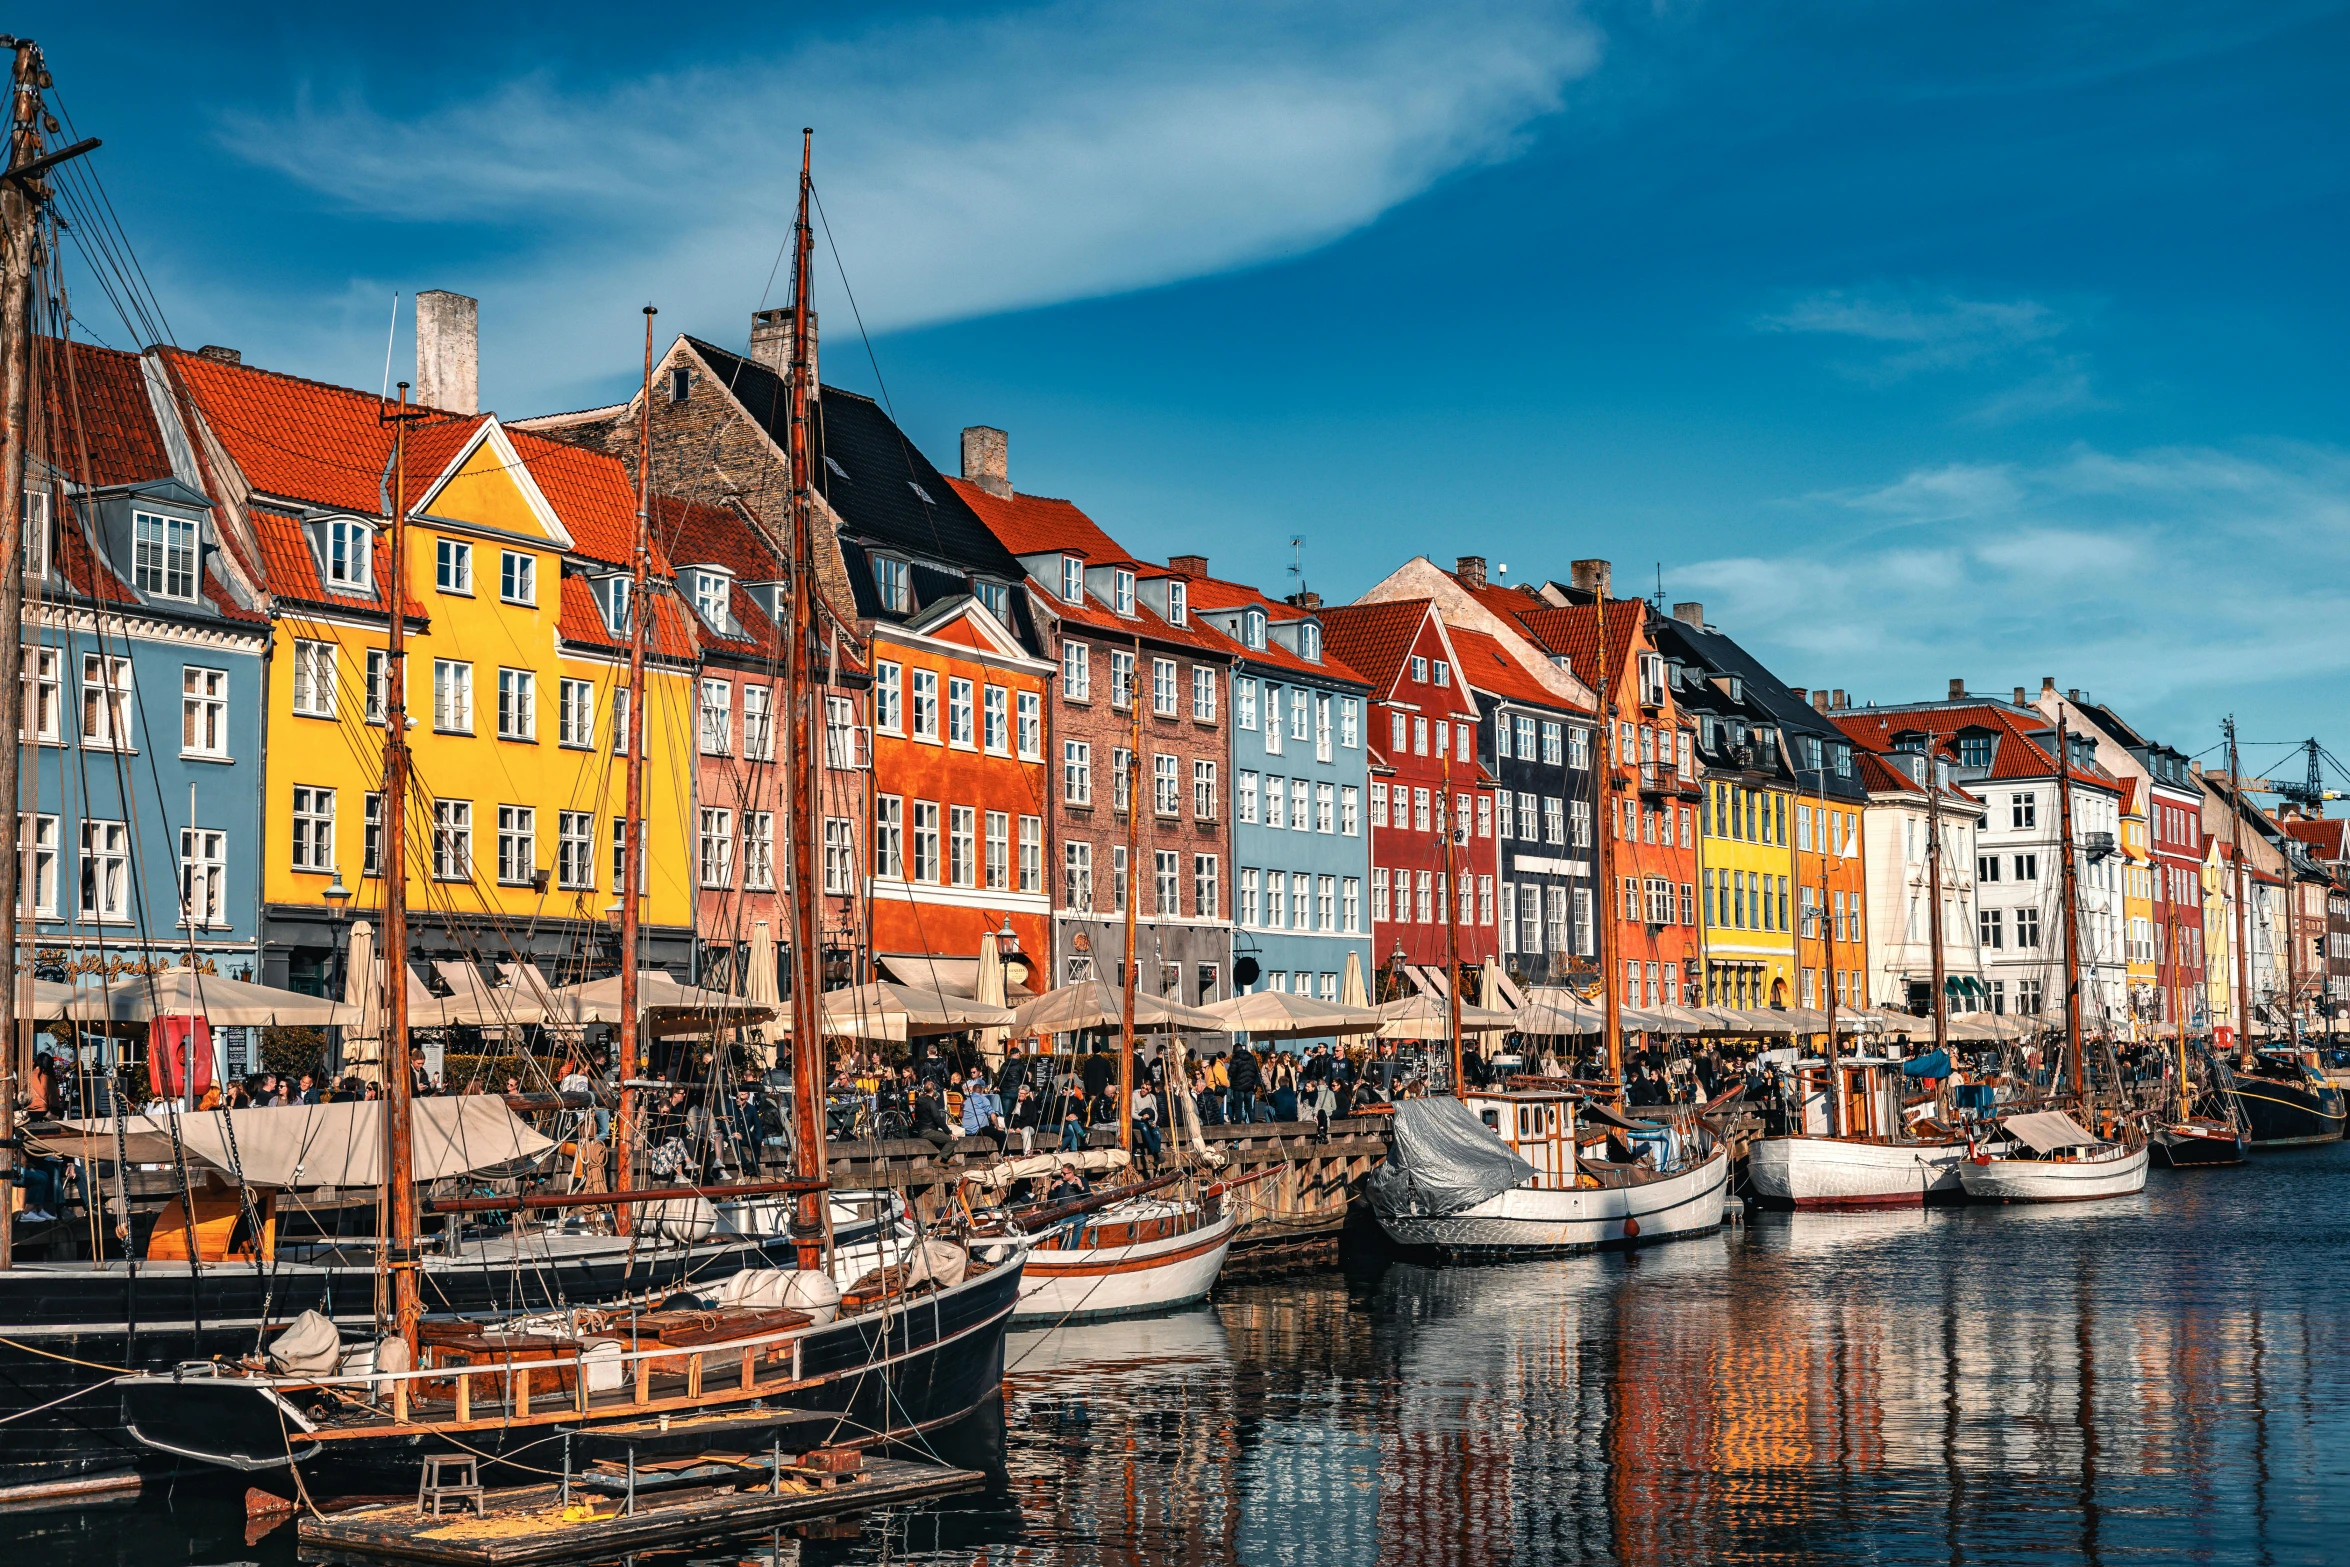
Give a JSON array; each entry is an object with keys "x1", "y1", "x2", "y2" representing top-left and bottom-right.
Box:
[
  {"x1": 2001, "y1": 1110, "x2": 2103, "y2": 1152},
  {"x1": 1367, "y1": 1097, "x2": 1536, "y2": 1220},
  {"x1": 66, "y1": 1097, "x2": 556, "y2": 1187}
]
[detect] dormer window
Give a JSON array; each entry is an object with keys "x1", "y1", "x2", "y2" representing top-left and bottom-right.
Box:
[
  {"x1": 602, "y1": 576, "x2": 634, "y2": 638},
  {"x1": 974, "y1": 578, "x2": 1009, "y2": 622},
  {"x1": 872, "y1": 554, "x2": 910, "y2": 614},
  {"x1": 693, "y1": 569, "x2": 731, "y2": 626},
  {"x1": 20, "y1": 488, "x2": 49, "y2": 579},
  {"x1": 1958, "y1": 733, "x2": 1994, "y2": 768},
  {"x1": 1167, "y1": 580, "x2": 1187, "y2": 625},
  {"x1": 1060, "y1": 556, "x2": 1084, "y2": 605},
  {"x1": 1113, "y1": 569, "x2": 1136, "y2": 616},
  {"x1": 133, "y1": 511, "x2": 198, "y2": 600},
  {"x1": 1299, "y1": 622, "x2": 1321, "y2": 662},
  {"x1": 325, "y1": 519, "x2": 373, "y2": 591},
  {"x1": 1244, "y1": 609, "x2": 1266, "y2": 650},
  {"x1": 1833, "y1": 743, "x2": 1853, "y2": 778}
]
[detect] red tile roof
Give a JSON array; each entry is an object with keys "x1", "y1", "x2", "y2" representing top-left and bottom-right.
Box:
[
  {"x1": 945, "y1": 477, "x2": 1134, "y2": 565},
  {"x1": 511, "y1": 427, "x2": 662, "y2": 570},
  {"x1": 1316, "y1": 599, "x2": 1431, "y2": 699},
  {"x1": 1839, "y1": 702, "x2": 2119, "y2": 791},
  {"x1": 39, "y1": 337, "x2": 172, "y2": 489},
  {"x1": 557, "y1": 571, "x2": 695, "y2": 660},
  {"x1": 1182, "y1": 574, "x2": 1368, "y2": 685},
  {"x1": 656, "y1": 494, "x2": 779, "y2": 583},
  {"x1": 1445, "y1": 626, "x2": 1572, "y2": 710},
  {"x1": 2285, "y1": 817, "x2": 2346, "y2": 861},
  {"x1": 249, "y1": 504, "x2": 428, "y2": 620},
  {"x1": 158, "y1": 347, "x2": 410, "y2": 515},
  {"x1": 1506, "y1": 599, "x2": 1645, "y2": 697}
]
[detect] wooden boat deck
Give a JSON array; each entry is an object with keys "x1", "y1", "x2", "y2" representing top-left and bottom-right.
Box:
[{"x1": 296, "y1": 1453, "x2": 982, "y2": 1564}]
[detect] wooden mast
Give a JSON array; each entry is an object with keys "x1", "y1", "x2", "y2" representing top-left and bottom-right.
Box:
[
  {"x1": 1442, "y1": 698, "x2": 1463, "y2": 1096},
  {"x1": 2227, "y1": 717, "x2": 2252, "y2": 1071},
  {"x1": 379, "y1": 380, "x2": 422, "y2": 1351},
  {"x1": 782, "y1": 129, "x2": 831, "y2": 1270},
  {"x1": 2169, "y1": 852, "x2": 2192, "y2": 1122},
  {"x1": 1817, "y1": 770, "x2": 1841, "y2": 1134},
  {"x1": 2056, "y1": 706, "x2": 2085, "y2": 1104},
  {"x1": 613, "y1": 305, "x2": 655, "y2": 1230},
  {"x1": 1926, "y1": 742, "x2": 1948, "y2": 1059},
  {"x1": 1118, "y1": 636, "x2": 1141, "y2": 1153},
  {"x1": 1592, "y1": 591, "x2": 1625, "y2": 1096}
]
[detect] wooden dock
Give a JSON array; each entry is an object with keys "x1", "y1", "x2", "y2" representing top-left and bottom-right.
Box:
[{"x1": 295, "y1": 1453, "x2": 982, "y2": 1565}]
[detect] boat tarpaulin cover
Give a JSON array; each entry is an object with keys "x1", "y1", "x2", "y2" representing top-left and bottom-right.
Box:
[
  {"x1": 1367, "y1": 1097, "x2": 1535, "y2": 1219},
  {"x1": 2001, "y1": 1109, "x2": 2102, "y2": 1153},
  {"x1": 1901, "y1": 1049, "x2": 1952, "y2": 1078},
  {"x1": 63, "y1": 1098, "x2": 556, "y2": 1187}
]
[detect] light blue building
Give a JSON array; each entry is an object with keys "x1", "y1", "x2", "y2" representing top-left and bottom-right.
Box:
[
  {"x1": 21, "y1": 343, "x2": 271, "y2": 1076},
  {"x1": 1189, "y1": 576, "x2": 1373, "y2": 1003}
]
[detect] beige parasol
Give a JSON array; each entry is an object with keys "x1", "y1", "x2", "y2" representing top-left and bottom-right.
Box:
[{"x1": 1197, "y1": 989, "x2": 1384, "y2": 1039}]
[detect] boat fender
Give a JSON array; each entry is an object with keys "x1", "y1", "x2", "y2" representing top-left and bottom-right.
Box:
[
  {"x1": 1622, "y1": 1216, "x2": 1639, "y2": 1239},
  {"x1": 777, "y1": 1269, "x2": 841, "y2": 1325},
  {"x1": 644, "y1": 1194, "x2": 720, "y2": 1243},
  {"x1": 269, "y1": 1309, "x2": 344, "y2": 1378},
  {"x1": 656, "y1": 1291, "x2": 713, "y2": 1312},
  {"x1": 578, "y1": 1337, "x2": 626, "y2": 1392}
]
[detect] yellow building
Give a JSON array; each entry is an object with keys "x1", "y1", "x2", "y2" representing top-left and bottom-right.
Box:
[
  {"x1": 161, "y1": 350, "x2": 696, "y2": 1006},
  {"x1": 1700, "y1": 776, "x2": 1800, "y2": 1009},
  {"x1": 2120, "y1": 780, "x2": 2158, "y2": 1035},
  {"x1": 2203, "y1": 841, "x2": 2234, "y2": 1031}
]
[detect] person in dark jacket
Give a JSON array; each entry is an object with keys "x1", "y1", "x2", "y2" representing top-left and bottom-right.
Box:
[
  {"x1": 1081, "y1": 1041, "x2": 1117, "y2": 1103},
  {"x1": 997, "y1": 1045, "x2": 1030, "y2": 1108},
  {"x1": 1226, "y1": 1043, "x2": 1261, "y2": 1123}
]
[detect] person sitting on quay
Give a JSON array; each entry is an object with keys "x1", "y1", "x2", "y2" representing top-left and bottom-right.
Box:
[
  {"x1": 962, "y1": 1073, "x2": 1007, "y2": 1151},
  {"x1": 1058, "y1": 1092, "x2": 1089, "y2": 1154},
  {"x1": 1130, "y1": 1080, "x2": 1164, "y2": 1169}
]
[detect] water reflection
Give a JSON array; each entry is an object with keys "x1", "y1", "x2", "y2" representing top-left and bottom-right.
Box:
[{"x1": 34, "y1": 1146, "x2": 2350, "y2": 1565}]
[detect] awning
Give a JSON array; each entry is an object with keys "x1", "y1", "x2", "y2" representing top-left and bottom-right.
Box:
[
  {"x1": 59, "y1": 1097, "x2": 556, "y2": 1187},
  {"x1": 2001, "y1": 1109, "x2": 2101, "y2": 1153}
]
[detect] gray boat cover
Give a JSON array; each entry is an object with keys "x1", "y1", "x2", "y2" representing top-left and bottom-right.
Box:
[
  {"x1": 2000, "y1": 1109, "x2": 2101, "y2": 1152},
  {"x1": 1367, "y1": 1097, "x2": 1536, "y2": 1219}
]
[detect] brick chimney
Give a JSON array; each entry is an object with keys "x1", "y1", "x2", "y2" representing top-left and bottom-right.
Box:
[
  {"x1": 196, "y1": 345, "x2": 240, "y2": 365},
  {"x1": 749, "y1": 307, "x2": 818, "y2": 391},
  {"x1": 2014, "y1": 686, "x2": 2028, "y2": 706},
  {"x1": 1570, "y1": 559, "x2": 1612, "y2": 599},
  {"x1": 1811, "y1": 690, "x2": 1831, "y2": 713},
  {"x1": 1831, "y1": 689, "x2": 1846, "y2": 709},
  {"x1": 2040, "y1": 676, "x2": 2057, "y2": 699},
  {"x1": 1947, "y1": 678, "x2": 1965, "y2": 700},
  {"x1": 1673, "y1": 601, "x2": 1704, "y2": 628},
  {"x1": 1455, "y1": 556, "x2": 1487, "y2": 590},
  {"x1": 1286, "y1": 590, "x2": 1322, "y2": 611},
  {"x1": 1168, "y1": 554, "x2": 1208, "y2": 577},
  {"x1": 960, "y1": 426, "x2": 1011, "y2": 499},
  {"x1": 415, "y1": 290, "x2": 478, "y2": 415}
]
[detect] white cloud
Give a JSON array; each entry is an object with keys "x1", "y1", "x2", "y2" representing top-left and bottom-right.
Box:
[
  {"x1": 1756, "y1": 284, "x2": 2103, "y2": 420},
  {"x1": 1678, "y1": 441, "x2": 2350, "y2": 736},
  {"x1": 213, "y1": 0, "x2": 1603, "y2": 405}
]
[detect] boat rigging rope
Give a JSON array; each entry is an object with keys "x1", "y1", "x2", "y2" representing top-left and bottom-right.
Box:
[{"x1": 0, "y1": 1332, "x2": 132, "y2": 1375}]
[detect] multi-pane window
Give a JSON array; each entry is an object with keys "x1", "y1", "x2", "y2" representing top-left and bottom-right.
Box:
[
  {"x1": 1115, "y1": 570, "x2": 1137, "y2": 616},
  {"x1": 1340, "y1": 786, "x2": 1359, "y2": 836},
  {"x1": 1238, "y1": 678, "x2": 1258, "y2": 731},
  {"x1": 1192, "y1": 667, "x2": 1217, "y2": 722},
  {"x1": 1317, "y1": 875, "x2": 1336, "y2": 932},
  {"x1": 1063, "y1": 642, "x2": 1091, "y2": 702},
  {"x1": 2013, "y1": 792, "x2": 2037, "y2": 829},
  {"x1": 1195, "y1": 855, "x2": 1220, "y2": 920},
  {"x1": 611, "y1": 817, "x2": 645, "y2": 894},
  {"x1": 433, "y1": 659, "x2": 473, "y2": 732},
  {"x1": 1264, "y1": 776, "x2": 1284, "y2": 830},
  {"x1": 1155, "y1": 850, "x2": 1180, "y2": 915},
  {"x1": 559, "y1": 678, "x2": 595, "y2": 748},
  {"x1": 873, "y1": 796, "x2": 904, "y2": 878},
  {"x1": 327, "y1": 518, "x2": 372, "y2": 588},
  {"x1": 1343, "y1": 876, "x2": 1361, "y2": 933},
  {"x1": 365, "y1": 649, "x2": 386, "y2": 724},
  {"x1": 1019, "y1": 816, "x2": 1042, "y2": 892},
  {"x1": 23, "y1": 647, "x2": 59, "y2": 741},
  {"x1": 500, "y1": 549, "x2": 536, "y2": 604},
  {"x1": 80, "y1": 654, "x2": 132, "y2": 746},
  {"x1": 133, "y1": 511, "x2": 198, "y2": 599},
  {"x1": 910, "y1": 801, "x2": 941, "y2": 882},
  {"x1": 1290, "y1": 687, "x2": 1309, "y2": 742},
  {"x1": 819, "y1": 816, "x2": 854, "y2": 893},
  {"x1": 557, "y1": 811, "x2": 594, "y2": 889},
  {"x1": 291, "y1": 640, "x2": 336, "y2": 718},
  {"x1": 2016, "y1": 907, "x2": 2042, "y2": 947},
  {"x1": 1064, "y1": 741, "x2": 1093, "y2": 805},
  {"x1": 1316, "y1": 695, "x2": 1333, "y2": 761},
  {"x1": 1497, "y1": 792, "x2": 1516, "y2": 840},
  {"x1": 15, "y1": 812, "x2": 57, "y2": 916},
  {"x1": 745, "y1": 813, "x2": 777, "y2": 889},
  {"x1": 182, "y1": 667, "x2": 227, "y2": 756},
  {"x1": 949, "y1": 805, "x2": 977, "y2": 888},
  {"x1": 1241, "y1": 868, "x2": 1263, "y2": 927},
  {"x1": 1340, "y1": 698, "x2": 1359, "y2": 749},
  {"x1": 910, "y1": 669, "x2": 939, "y2": 740},
  {"x1": 433, "y1": 800, "x2": 472, "y2": 880},
  {"x1": 1544, "y1": 797, "x2": 1565, "y2": 845},
  {"x1": 1110, "y1": 650, "x2": 1135, "y2": 710},
  {"x1": 1238, "y1": 772, "x2": 1259, "y2": 823},
  {"x1": 291, "y1": 786, "x2": 336, "y2": 871},
  {"x1": 1370, "y1": 784, "x2": 1388, "y2": 829},
  {"x1": 364, "y1": 793, "x2": 384, "y2": 877},
  {"x1": 872, "y1": 555, "x2": 910, "y2": 612},
  {"x1": 1154, "y1": 753, "x2": 1180, "y2": 817},
  {"x1": 1265, "y1": 690, "x2": 1285, "y2": 754},
  {"x1": 1369, "y1": 868, "x2": 1389, "y2": 924},
  {"x1": 1573, "y1": 888, "x2": 1594, "y2": 955},
  {"x1": 1413, "y1": 788, "x2": 1432, "y2": 832},
  {"x1": 1479, "y1": 876, "x2": 1494, "y2": 927},
  {"x1": 1017, "y1": 692, "x2": 1042, "y2": 759},
  {"x1": 1194, "y1": 760, "x2": 1218, "y2": 820},
  {"x1": 743, "y1": 685, "x2": 774, "y2": 760},
  {"x1": 497, "y1": 805, "x2": 536, "y2": 884},
  {"x1": 985, "y1": 811, "x2": 1010, "y2": 890},
  {"x1": 497, "y1": 668, "x2": 536, "y2": 741},
  {"x1": 698, "y1": 808, "x2": 735, "y2": 888},
  {"x1": 80, "y1": 820, "x2": 128, "y2": 919},
  {"x1": 1060, "y1": 556, "x2": 1085, "y2": 604},
  {"x1": 694, "y1": 570, "x2": 729, "y2": 625},
  {"x1": 1541, "y1": 722, "x2": 1564, "y2": 765},
  {"x1": 435, "y1": 538, "x2": 473, "y2": 593},
  {"x1": 700, "y1": 678, "x2": 733, "y2": 754},
  {"x1": 1065, "y1": 841, "x2": 1094, "y2": 911},
  {"x1": 948, "y1": 677, "x2": 975, "y2": 746},
  {"x1": 873, "y1": 661, "x2": 902, "y2": 731},
  {"x1": 1316, "y1": 782, "x2": 1335, "y2": 834},
  {"x1": 983, "y1": 685, "x2": 1009, "y2": 754},
  {"x1": 1153, "y1": 658, "x2": 1178, "y2": 716},
  {"x1": 1415, "y1": 870, "x2": 1433, "y2": 924}
]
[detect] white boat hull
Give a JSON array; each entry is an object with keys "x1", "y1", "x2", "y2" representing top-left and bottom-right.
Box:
[
  {"x1": 1747, "y1": 1136, "x2": 1971, "y2": 1208},
  {"x1": 1958, "y1": 1142, "x2": 2149, "y2": 1203},
  {"x1": 1379, "y1": 1148, "x2": 1731, "y2": 1256},
  {"x1": 1008, "y1": 1208, "x2": 1238, "y2": 1324}
]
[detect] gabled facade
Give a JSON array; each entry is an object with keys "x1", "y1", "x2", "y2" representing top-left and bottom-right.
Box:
[
  {"x1": 1319, "y1": 599, "x2": 1499, "y2": 997},
  {"x1": 18, "y1": 339, "x2": 271, "y2": 1044},
  {"x1": 2280, "y1": 812, "x2": 2349, "y2": 1022},
  {"x1": 947, "y1": 439, "x2": 1229, "y2": 1004},
  {"x1": 1829, "y1": 722, "x2": 1991, "y2": 1013},
  {"x1": 1180, "y1": 564, "x2": 1372, "y2": 1004}
]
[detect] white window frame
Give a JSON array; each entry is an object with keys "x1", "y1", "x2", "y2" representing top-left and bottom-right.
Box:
[
  {"x1": 291, "y1": 785, "x2": 336, "y2": 872},
  {"x1": 1017, "y1": 691, "x2": 1042, "y2": 760},
  {"x1": 497, "y1": 804, "x2": 537, "y2": 885},
  {"x1": 947, "y1": 676, "x2": 975, "y2": 748},
  {"x1": 557, "y1": 811, "x2": 595, "y2": 890},
  {"x1": 179, "y1": 826, "x2": 227, "y2": 929},
  {"x1": 326, "y1": 518, "x2": 372, "y2": 590},
  {"x1": 80, "y1": 653, "x2": 133, "y2": 748},
  {"x1": 182, "y1": 665, "x2": 228, "y2": 758},
  {"x1": 16, "y1": 811, "x2": 57, "y2": 916},
  {"x1": 743, "y1": 684, "x2": 774, "y2": 760},
  {"x1": 559, "y1": 678, "x2": 596, "y2": 749},
  {"x1": 700, "y1": 677, "x2": 734, "y2": 755},
  {"x1": 80, "y1": 819, "x2": 128, "y2": 921},
  {"x1": 698, "y1": 807, "x2": 735, "y2": 888},
  {"x1": 909, "y1": 668, "x2": 939, "y2": 741},
  {"x1": 432, "y1": 659, "x2": 473, "y2": 734},
  {"x1": 133, "y1": 510, "x2": 199, "y2": 600},
  {"x1": 983, "y1": 684, "x2": 1009, "y2": 755},
  {"x1": 433, "y1": 799, "x2": 473, "y2": 881},
  {"x1": 499, "y1": 549, "x2": 537, "y2": 606},
  {"x1": 435, "y1": 537, "x2": 473, "y2": 594},
  {"x1": 291, "y1": 639, "x2": 337, "y2": 719},
  {"x1": 496, "y1": 667, "x2": 537, "y2": 742}
]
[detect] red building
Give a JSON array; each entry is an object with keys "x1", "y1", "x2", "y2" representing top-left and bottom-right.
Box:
[{"x1": 1319, "y1": 599, "x2": 1499, "y2": 995}]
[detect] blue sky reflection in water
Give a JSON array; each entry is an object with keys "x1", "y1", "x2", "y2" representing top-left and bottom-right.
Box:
[{"x1": 54, "y1": 1143, "x2": 2350, "y2": 1564}]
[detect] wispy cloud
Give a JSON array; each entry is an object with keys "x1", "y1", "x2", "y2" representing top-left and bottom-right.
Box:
[
  {"x1": 1679, "y1": 441, "x2": 2350, "y2": 734},
  {"x1": 1755, "y1": 284, "x2": 2103, "y2": 422},
  {"x1": 214, "y1": 0, "x2": 1603, "y2": 405}
]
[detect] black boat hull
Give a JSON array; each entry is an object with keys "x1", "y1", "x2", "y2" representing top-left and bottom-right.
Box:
[
  {"x1": 2151, "y1": 1126, "x2": 2246, "y2": 1167},
  {"x1": 115, "y1": 1259, "x2": 1023, "y2": 1491},
  {"x1": 0, "y1": 1233, "x2": 804, "y2": 1502},
  {"x1": 2232, "y1": 1076, "x2": 2347, "y2": 1147}
]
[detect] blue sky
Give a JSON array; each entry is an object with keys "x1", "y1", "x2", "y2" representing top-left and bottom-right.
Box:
[{"x1": 42, "y1": 1, "x2": 2350, "y2": 780}]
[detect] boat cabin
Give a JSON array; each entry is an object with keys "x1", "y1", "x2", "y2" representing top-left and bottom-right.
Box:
[
  {"x1": 1466, "y1": 1087, "x2": 1585, "y2": 1189},
  {"x1": 1765, "y1": 1051, "x2": 1909, "y2": 1140}
]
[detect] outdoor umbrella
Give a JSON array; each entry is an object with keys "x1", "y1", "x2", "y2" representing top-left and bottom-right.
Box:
[
  {"x1": 1374, "y1": 992, "x2": 1517, "y2": 1041},
  {"x1": 972, "y1": 929, "x2": 1011, "y2": 1062},
  {"x1": 1514, "y1": 991, "x2": 1603, "y2": 1036},
  {"x1": 74, "y1": 966, "x2": 350, "y2": 1027},
  {"x1": 1012, "y1": 979, "x2": 1222, "y2": 1036},
  {"x1": 818, "y1": 981, "x2": 1016, "y2": 1042},
  {"x1": 1340, "y1": 950, "x2": 1370, "y2": 1010},
  {"x1": 545, "y1": 970, "x2": 770, "y2": 1026},
  {"x1": 1197, "y1": 989, "x2": 1384, "y2": 1039},
  {"x1": 742, "y1": 919, "x2": 780, "y2": 1055}
]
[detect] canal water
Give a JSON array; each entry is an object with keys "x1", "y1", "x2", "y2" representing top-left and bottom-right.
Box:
[{"x1": 21, "y1": 1141, "x2": 2348, "y2": 1565}]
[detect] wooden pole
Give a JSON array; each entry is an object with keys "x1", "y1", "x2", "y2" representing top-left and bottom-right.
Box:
[
  {"x1": 1817, "y1": 771, "x2": 1841, "y2": 1136},
  {"x1": 1592, "y1": 594, "x2": 1624, "y2": 1098},
  {"x1": 2227, "y1": 718, "x2": 2252, "y2": 1070},
  {"x1": 1118, "y1": 637, "x2": 1141, "y2": 1153},
  {"x1": 614, "y1": 305, "x2": 655, "y2": 1231},
  {"x1": 380, "y1": 381, "x2": 419, "y2": 1351},
  {"x1": 1442, "y1": 714, "x2": 1463, "y2": 1096},
  {"x1": 1926, "y1": 746, "x2": 1948, "y2": 1058},
  {"x1": 2056, "y1": 707, "x2": 2085, "y2": 1104}
]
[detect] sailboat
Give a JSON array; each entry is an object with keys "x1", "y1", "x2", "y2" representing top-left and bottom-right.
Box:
[
  {"x1": 113, "y1": 135, "x2": 1022, "y2": 1488},
  {"x1": 1960, "y1": 707, "x2": 2149, "y2": 1202},
  {"x1": 1369, "y1": 593, "x2": 1729, "y2": 1256}
]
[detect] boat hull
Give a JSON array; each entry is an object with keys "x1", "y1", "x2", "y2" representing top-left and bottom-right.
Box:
[
  {"x1": 2231, "y1": 1075, "x2": 2347, "y2": 1147},
  {"x1": 1746, "y1": 1136, "x2": 1970, "y2": 1208},
  {"x1": 114, "y1": 1258, "x2": 1023, "y2": 1490},
  {"x1": 1006, "y1": 1212, "x2": 1236, "y2": 1324},
  {"x1": 0, "y1": 1232, "x2": 803, "y2": 1504},
  {"x1": 1378, "y1": 1148, "x2": 1730, "y2": 1257},
  {"x1": 2151, "y1": 1123, "x2": 2247, "y2": 1168},
  {"x1": 1958, "y1": 1143, "x2": 2149, "y2": 1203}
]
